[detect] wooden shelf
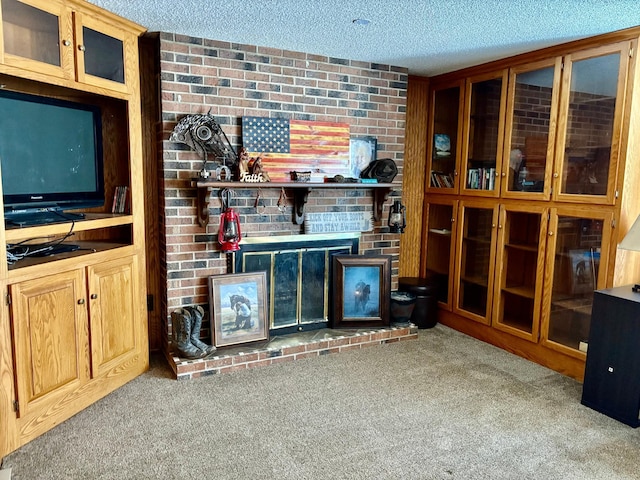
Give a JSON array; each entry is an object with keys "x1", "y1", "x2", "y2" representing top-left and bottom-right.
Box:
[
  {"x1": 193, "y1": 180, "x2": 395, "y2": 226},
  {"x1": 5, "y1": 213, "x2": 133, "y2": 242}
]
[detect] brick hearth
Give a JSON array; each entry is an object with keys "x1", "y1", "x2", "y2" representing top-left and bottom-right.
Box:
[{"x1": 169, "y1": 324, "x2": 418, "y2": 380}]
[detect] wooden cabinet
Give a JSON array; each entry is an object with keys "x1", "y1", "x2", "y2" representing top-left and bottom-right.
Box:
[
  {"x1": 540, "y1": 207, "x2": 613, "y2": 358},
  {"x1": 453, "y1": 200, "x2": 498, "y2": 323},
  {"x1": 492, "y1": 205, "x2": 547, "y2": 342},
  {"x1": 422, "y1": 199, "x2": 458, "y2": 308},
  {"x1": 554, "y1": 42, "x2": 630, "y2": 205},
  {"x1": 87, "y1": 256, "x2": 140, "y2": 377},
  {"x1": 0, "y1": 0, "x2": 139, "y2": 94},
  {"x1": 417, "y1": 29, "x2": 640, "y2": 380},
  {"x1": 0, "y1": 0, "x2": 147, "y2": 458},
  {"x1": 426, "y1": 80, "x2": 464, "y2": 193},
  {"x1": 460, "y1": 70, "x2": 507, "y2": 197},
  {"x1": 10, "y1": 269, "x2": 89, "y2": 429}
]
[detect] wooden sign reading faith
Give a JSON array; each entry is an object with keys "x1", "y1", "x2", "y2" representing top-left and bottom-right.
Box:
[{"x1": 304, "y1": 211, "x2": 373, "y2": 234}]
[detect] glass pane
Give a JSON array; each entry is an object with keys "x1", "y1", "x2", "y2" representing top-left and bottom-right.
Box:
[
  {"x1": 83, "y1": 26, "x2": 124, "y2": 83},
  {"x1": 426, "y1": 203, "x2": 453, "y2": 303},
  {"x1": 507, "y1": 67, "x2": 555, "y2": 193},
  {"x1": 548, "y1": 216, "x2": 603, "y2": 350},
  {"x1": 272, "y1": 251, "x2": 298, "y2": 328},
  {"x1": 430, "y1": 86, "x2": 459, "y2": 189},
  {"x1": 1, "y1": 0, "x2": 60, "y2": 66},
  {"x1": 458, "y1": 207, "x2": 493, "y2": 316},
  {"x1": 561, "y1": 54, "x2": 620, "y2": 195},
  {"x1": 497, "y1": 211, "x2": 540, "y2": 333},
  {"x1": 300, "y1": 250, "x2": 326, "y2": 323},
  {"x1": 466, "y1": 78, "x2": 502, "y2": 191}
]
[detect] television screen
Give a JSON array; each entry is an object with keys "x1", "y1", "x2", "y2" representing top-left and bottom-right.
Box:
[{"x1": 0, "y1": 89, "x2": 104, "y2": 224}]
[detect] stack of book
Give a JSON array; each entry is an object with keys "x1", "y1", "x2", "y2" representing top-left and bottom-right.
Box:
[
  {"x1": 467, "y1": 168, "x2": 496, "y2": 190},
  {"x1": 111, "y1": 185, "x2": 130, "y2": 214}
]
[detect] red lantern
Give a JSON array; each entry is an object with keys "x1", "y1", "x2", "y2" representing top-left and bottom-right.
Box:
[{"x1": 218, "y1": 207, "x2": 242, "y2": 252}]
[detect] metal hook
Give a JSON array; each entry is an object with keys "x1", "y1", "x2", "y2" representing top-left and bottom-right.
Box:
[
  {"x1": 277, "y1": 188, "x2": 287, "y2": 212},
  {"x1": 255, "y1": 188, "x2": 266, "y2": 215},
  {"x1": 221, "y1": 188, "x2": 235, "y2": 211}
]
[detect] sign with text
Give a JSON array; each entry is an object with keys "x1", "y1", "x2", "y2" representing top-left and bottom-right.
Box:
[{"x1": 304, "y1": 211, "x2": 373, "y2": 234}]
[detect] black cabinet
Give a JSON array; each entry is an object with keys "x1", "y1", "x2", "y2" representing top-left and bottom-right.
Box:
[{"x1": 581, "y1": 285, "x2": 640, "y2": 427}]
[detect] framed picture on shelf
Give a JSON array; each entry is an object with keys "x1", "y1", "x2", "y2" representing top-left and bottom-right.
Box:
[
  {"x1": 433, "y1": 133, "x2": 451, "y2": 158},
  {"x1": 349, "y1": 136, "x2": 377, "y2": 178},
  {"x1": 568, "y1": 249, "x2": 597, "y2": 294},
  {"x1": 208, "y1": 272, "x2": 269, "y2": 348},
  {"x1": 332, "y1": 255, "x2": 391, "y2": 328}
]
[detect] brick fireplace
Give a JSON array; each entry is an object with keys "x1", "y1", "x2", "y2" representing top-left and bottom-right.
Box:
[{"x1": 151, "y1": 32, "x2": 409, "y2": 364}]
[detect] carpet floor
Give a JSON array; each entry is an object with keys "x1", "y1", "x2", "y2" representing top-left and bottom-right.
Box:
[{"x1": 3, "y1": 325, "x2": 639, "y2": 479}]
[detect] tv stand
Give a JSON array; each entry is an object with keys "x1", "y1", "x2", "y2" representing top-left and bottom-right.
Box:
[{"x1": 5, "y1": 210, "x2": 85, "y2": 227}]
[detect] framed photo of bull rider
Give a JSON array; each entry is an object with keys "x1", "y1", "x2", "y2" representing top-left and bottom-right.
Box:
[
  {"x1": 208, "y1": 272, "x2": 269, "y2": 348},
  {"x1": 332, "y1": 255, "x2": 391, "y2": 328}
]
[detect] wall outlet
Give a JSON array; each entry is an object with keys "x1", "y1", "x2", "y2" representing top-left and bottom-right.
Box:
[{"x1": 579, "y1": 341, "x2": 589, "y2": 353}]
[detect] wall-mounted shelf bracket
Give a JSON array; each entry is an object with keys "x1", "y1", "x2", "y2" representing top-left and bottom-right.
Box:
[{"x1": 193, "y1": 180, "x2": 395, "y2": 228}]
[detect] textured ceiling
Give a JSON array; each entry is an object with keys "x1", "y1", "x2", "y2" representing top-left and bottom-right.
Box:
[{"x1": 87, "y1": 0, "x2": 640, "y2": 76}]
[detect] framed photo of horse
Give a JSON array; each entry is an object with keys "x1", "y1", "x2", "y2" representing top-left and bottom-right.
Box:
[
  {"x1": 208, "y1": 272, "x2": 269, "y2": 348},
  {"x1": 332, "y1": 255, "x2": 391, "y2": 328}
]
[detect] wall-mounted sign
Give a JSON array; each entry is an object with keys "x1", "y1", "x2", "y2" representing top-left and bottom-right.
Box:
[{"x1": 304, "y1": 211, "x2": 373, "y2": 234}]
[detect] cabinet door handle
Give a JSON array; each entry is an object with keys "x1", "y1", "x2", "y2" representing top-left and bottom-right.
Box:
[
  {"x1": 78, "y1": 44, "x2": 86, "y2": 52},
  {"x1": 548, "y1": 231, "x2": 554, "y2": 236},
  {"x1": 553, "y1": 172, "x2": 559, "y2": 178},
  {"x1": 62, "y1": 39, "x2": 71, "y2": 47},
  {"x1": 91, "y1": 293, "x2": 98, "y2": 299},
  {"x1": 78, "y1": 299, "x2": 85, "y2": 305}
]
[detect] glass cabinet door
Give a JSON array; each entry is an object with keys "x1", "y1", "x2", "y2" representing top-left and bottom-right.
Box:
[
  {"x1": 461, "y1": 71, "x2": 507, "y2": 196},
  {"x1": 540, "y1": 207, "x2": 613, "y2": 358},
  {"x1": 492, "y1": 205, "x2": 547, "y2": 342},
  {"x1": 453, "y1": 201, "x2": 498, "y2": 323},
  {"x1": 0, "y1": 0, "x2": 73, "y2": 79},
  {"x1": 423, "y1": 200, "x2": 458, "y2": 309},
  {"x1": 427, "y1": 80, "x2": 463, "y2": 193},
  {"x1": 554, "y1": 43, "x2": 630, "y2": 204},
  {"x1": 73, "y1": 12, "x2": 129, "y2": 92},
  {"x1": 502, "y1": 59, "x2": 561, "y2": 199}
]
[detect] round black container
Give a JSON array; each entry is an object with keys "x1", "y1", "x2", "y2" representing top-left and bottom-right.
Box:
[
  {"x1": 399, "y1": 277, "x2": 439, "y2": 329},
  {"x1": 390, "y1": 291, "x2": 417, "y2": 324}
]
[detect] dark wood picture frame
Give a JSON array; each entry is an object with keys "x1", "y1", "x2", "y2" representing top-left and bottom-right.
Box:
[
  {"x1": 332, "y1": 254, "x2": 391, "y2": 328},
  {"x1": 208, "y1": 272, "x2": 269, "y2": 347}
]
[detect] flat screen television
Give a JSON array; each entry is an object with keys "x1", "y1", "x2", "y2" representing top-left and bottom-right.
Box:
[{"x1": 0, "y1": 89, "x2": 104, "y2": 226}]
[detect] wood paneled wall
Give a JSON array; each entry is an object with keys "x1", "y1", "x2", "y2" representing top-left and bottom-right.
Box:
[{"x1": 399, "y1": 75, "x2": 429, "y2": 278}]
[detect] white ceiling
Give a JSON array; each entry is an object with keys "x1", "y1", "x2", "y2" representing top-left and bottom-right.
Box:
[{"x1": 87, "y1": 0, "x2": 640, "y2": 77}]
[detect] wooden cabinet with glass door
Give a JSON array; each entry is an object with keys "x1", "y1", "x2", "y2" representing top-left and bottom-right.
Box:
[
  {"x1": 554, "y1": 42, "x2": 631, "y2": 205},
  {"x1": 540, "y1": 207, "x2": 613, "y2": 358},
  {"x1": 501, "y1": 58, "x2": 561, "y2": 200},
  {"x1": 0, "y1": 0, "x2": 138, "y2": 94},
  {"x1": 426, "y1": 80, "x2": 463, "y2": 193},
  {"x1": 492, "y1": 205, "x2": 547, "y2": 342},
  {"x1": 453, "y1": 200, "x2": 498, "y2": 323},
  {"x1": 461, "y1": 70, "x2": 507, "y2": 196},
  {"x1": 423, "y1": 199, "x2": 458, "y2": 309}
]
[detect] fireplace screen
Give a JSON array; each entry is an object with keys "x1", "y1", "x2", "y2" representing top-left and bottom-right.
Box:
[{"x1": 233, "y1": 234, "x2": 360, "y2": 334}]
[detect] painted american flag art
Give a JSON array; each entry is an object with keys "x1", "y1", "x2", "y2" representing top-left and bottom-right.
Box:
[{"x1": 241, "y1": 116, "x2": 351, "y2": 182}]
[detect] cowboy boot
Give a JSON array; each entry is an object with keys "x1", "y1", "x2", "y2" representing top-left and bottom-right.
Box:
[
  {"x1": 171, "y1": 309, "x2": 206, "y2": 359},
  {"x1": 184, "y1": 306, "x2": 216, "y2": 356}
]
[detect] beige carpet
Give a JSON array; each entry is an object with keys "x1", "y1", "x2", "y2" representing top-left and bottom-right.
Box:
[{"x1": 3, "y1": 325, "x2": 639, "y2": 479}]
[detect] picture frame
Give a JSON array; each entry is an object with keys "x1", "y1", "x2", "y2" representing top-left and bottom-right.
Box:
[
  {"x1": 568, "y1": 249, "x2": 597, "y2": 294},
  {"x1": 208, "y1": 272, "x2": 269, "y2": 348},
  {"x1": 349, "y1": 136, "x2": 377, "y2": 178},
  {"x1": 332, "y1": 254, "x2": 391, "y2": 328}
]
